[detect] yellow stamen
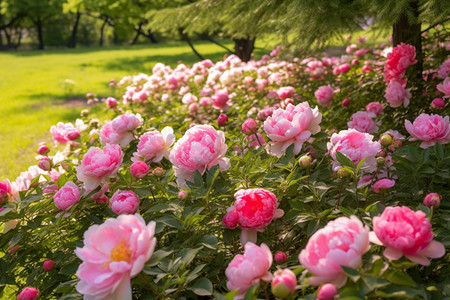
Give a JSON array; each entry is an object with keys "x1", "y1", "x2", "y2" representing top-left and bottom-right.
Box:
[{"x1": 110, "y1": 238, "x2": 132, "y2": 263}]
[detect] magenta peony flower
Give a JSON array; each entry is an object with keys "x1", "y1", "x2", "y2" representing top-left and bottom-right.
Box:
[
  {"x1": 299, "y1": 216, "x2": 370, "y2": 287},
  {"x1": 129, "y1": 161, "x2": 149, "y2": 179},
  {"x1": 314, "y1": 86, "x2": 334, "y2": 107},
  {"x1": 225, "y1": 242, "x2": 273, "y2": 299},
  {"x1": 131, "y1": 127, "x2": 175, "y2": 163},
  {"x1": 347, "y1": 111, "x2": 379, "y2": 133},
  {"x1": 169, "y1": 125, "x2": 230, "y2": 188},
  {"x1": 371, "y1": 178, "x2": 395, "y2": 193},
  {"x1": 223, "y1": 188, "x2": 283, "y2": 245},
  {"x1": 437, "y1": 77, "x2": 450, "y2": 98},
  {"x1": 384, "y1": 43, "x2": 416, "y2": 82},
  {"x1": 109, "y1": 190, "x2": 140, "y2": 215},
  {"x1": 17, "y1": 287, "x2": 39, "y2": 300},
  {"x1": 271, "y1": 268, "x2": 297, "y2": 298},
  {"x1": 327, "y1": 129, "x2": 380, "y2": 172},
  {"x1": 365, "y1": 102, "x2": 383, "y2": 116},
  {"x1": 75, "y1": 214, "x2": 156, "y2": 300},
  {"x1": 317, "y1": 283, "x2": 338, "y2": 300},
  {"x1": 404, "y1": 113, "x2": 450, "y2": 148},
  {"x1": 0, "y1": 179, "x2": 12, "y2": 203},
  {"x1": 370, "y1": 206, "x2": 445, "y2": 265},
  {"x1": 54, "y1": 181, "x2": 80, "y2": 210},
  {"x1": 384, "y1": 79, "x2": 411, "y2": 108},
  {"x1": 76, "y1": 144, "x2": 123, "y2": 190},
  {"x1": 264, "y1": 102, "x2": 322, "y2": 157}
]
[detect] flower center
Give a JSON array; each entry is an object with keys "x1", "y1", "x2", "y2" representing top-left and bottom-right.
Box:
[{"x1": 110, "y1": 238, "x2": 132, "y2": 262}]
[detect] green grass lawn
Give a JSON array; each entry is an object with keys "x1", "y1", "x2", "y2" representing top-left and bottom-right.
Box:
[{"x1": 0, "y1": 40, "x2": 271, "y2": 181}]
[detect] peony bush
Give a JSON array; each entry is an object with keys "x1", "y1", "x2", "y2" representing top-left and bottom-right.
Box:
[{"x1": 0, "y1": 29, "x2": 449, "y2": 300}]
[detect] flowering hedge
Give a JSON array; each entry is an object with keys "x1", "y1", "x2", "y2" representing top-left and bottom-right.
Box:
[{"x1": 1, "y1": 30, "x2": 449, "y2": 300}]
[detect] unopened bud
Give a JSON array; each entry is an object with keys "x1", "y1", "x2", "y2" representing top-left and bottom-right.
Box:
[
  {"x1": 380, "y1": 134, "x2": 393, "y2": 146},
  {"x1": 337, "y1": 168, "x2": 349, "y2": 178},
  {"x1": 298, "y1": 155, "x2": 312, "y2": 168},
  {"x1": 38, "y1": 157, "x2": 52, "y2": 171},
  {"x1": 271, "y1": 269, "x2": 297, "y2": 298},
  {"x1": 178, "y1": 190, "x2": 188, "y2": 200},
  {"x1": 217, "y1": 114, "x2": 229, "y2": 126},
  {"x1": 423, "y1": 193, "x2": 441, "y2": 208},
  {"x1": 242, "y1": 118, "x2": 258, "y2": 135},
  {"x1": 67, "y1": 131, "x2": 80, "y2": 141},
  {"x1": 317, "y1": 283, "x2": 338, "y2": 300},
  {"x1": 376, "y1": 157, "x2": 385, "y2": 166},
  {"x1": 152, "y1": 167, "x2": 165, "y2": 177},
  {"x1": 377, "y1": 149, "x2": 386, "y2": 157},
  {"x1": 37, "y1": 145, "x2": 50, "y2": 155},
  {"x1": 274, "y1": 251, "x2": 287, "y2": 264}
]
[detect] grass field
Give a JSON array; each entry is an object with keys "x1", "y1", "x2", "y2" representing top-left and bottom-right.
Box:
[{"x1": 0, "y1": 40, "x2": 271, "y2": 181}]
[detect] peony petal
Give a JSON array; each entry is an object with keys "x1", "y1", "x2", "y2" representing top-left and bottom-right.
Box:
[
  {"x1": 421, "y1": 240, "x2": 445, "y2": 258},
  {"x1": 405, "y1": 254, "x2": 430, "y2": 266},
  {"x1": 383, "y1": 247, "x2": 403, "y2": 260},
  {"x1": 369, "y1": 231, "x2": 383, "y2": 245}
]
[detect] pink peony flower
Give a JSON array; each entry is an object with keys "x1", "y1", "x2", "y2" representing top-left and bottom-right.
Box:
[
  {"x1": 109, "y1": 190, "x2": 140, "y2": 215},
  {"x1": 100, "y1": 121, "x2": 134, "y2": 148},
  {"x1": 370, "y1": 206, "x2": 445, "y2": 265},
  {"x1": 17, "y1": 287, "x2": 39, "y2": 300},
  {"x1": 112, "y1": 112, "x2": 143, "y2": 133},
  {"x1": 371, "y1": 178, "x2": 395, "y2": 193},
  {"x1": 341, "y1": 98, "x2": 350, "y2": 107},
  {"x1": 384, "y1": 79, "x2": 411, "y2": 108},
  {"x1": 76, "y1": 144, "x2": 123, "y2": 190},
  {"x1": 54, "y1": 181, "x2": 80, "y2": 210},
  {"x1": 438, "y1": 58, "x2": 450, "y2": 78},
  {"x1": 217, "y1": 113, "x2": 229, "y2": 126},
  {"x1": 0, "y1": 179, "x2": 12, "y2": 203},
  {"x1": 317, "y1": 283, "x2": 338, "y2": 300},
  {"x1": 225, "y1": 242, "x2": 273, "y2": 299},
  {"x1": 384, "y1": 43, "x2": 416, "y2": 82},
  {"x1": 277, "y1": 86, "x2": 296, "y2": 100},
  {"x1": 264, "y1": 102, "x2": 322, "y2": 157},
  {"x1": 347, "y1": 111, "x2": 379, "y2": 133},
  {"x1": 106, "y1": 97, "x2": 117, "y2": 108},
  {"x1": 43, "y1": 260, "x2": 55, "y2": 271},
  {"x1": 314, "y1": 86, "x2": 334, "y2": 107},
  {"x1": 437, "y1": 77, "x2": 450, "y2": 98},
  {"x1": 131, "y1": 127, "x2": 175, "y2": 163},
  {"x1": 365, "y1": 102, "x2": 383, "y2": 116},
  {"x1": 299, "y1": 216, "x2": 370, "y2": 287},
  {"x1": 327, "y1": 129, "x2": 381, "y2": 172},
  {"x1": 75, "y1": 214, "x2": 156, "y2": 300},
  {"x1": 271, "y1": 268, "x2": 297, "y2": 298},
  {"x1": 404, "y1": 113, "x2": 450, "y2": 148},
  {"x1": 50, "y1": 119, "x2": 86, "y2": 145},
  {"x1": 169, "y1": 125, "x2": 230, "y2": 188},
  {"x1": 213, "y1": 90, "x2": 231, "y2": 110},
  {"x1": 423, "y1": 193, "x2": 441, "y2": 208},
  {"x1": 37, "y1": 144, "x2": 50, "y2": 155},
  {"x1": 129, "y1": 161, "x2": 148, "y2": 179}
]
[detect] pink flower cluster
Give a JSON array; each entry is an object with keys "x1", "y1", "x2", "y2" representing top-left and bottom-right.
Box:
[
  {"x1": 100, "y1": 113, "x2": 143, "y2": 147},
  {"x1": 50, "y1": 119, "x2": 86, "y2": 145}
]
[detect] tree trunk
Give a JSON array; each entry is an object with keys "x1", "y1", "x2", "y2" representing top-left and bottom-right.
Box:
[
  {"x1": 146, "y1": 29, "x2": 157, "y2": 44},
  {"x1": 204, "y1": 35, "x2": 233, "y2": 53},
  {"x1": 392, "y1": 0, "x2": 422, "y2": 79},
  {"x1": 67, "y1": 10, "x2": 81, "y2": 48},
  {"x1": 178, "y1": 28, "x2": 204, "y2": 60},
  {"x1": 234, "y1": 37, "x2": 255, "y2": 62},
  {"x1": 131, "y1": 23, "x2": 142, "y2": 45},
  {"x1": 36, "y1": 17, "x2": 44, "y2": 50},
  {"x1": 99, "y1": 18, "x2": 108, "y2": 46}
]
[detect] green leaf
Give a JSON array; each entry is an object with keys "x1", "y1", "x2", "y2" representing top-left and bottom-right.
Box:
[
  {"x1": 194, "y1": 169, "x2": 203, "y2": 186},
  {"x1": 188, "y1": 278, "x2": 213, "y2": 296},
  {"x1": 336, "y1": 151, "x2": 355, "y2": 169},
  {"x1": 243, "y1": 284, "x2": 258, "y2": 300},
  {"x1": 356, "y1": 157, "x2": 368, "y2": 174},
  {"x1": 341, "y1": 266, "x2": 360, "y2": 282},
  {"x1": 434, "y1": 142, "x2": 444, "y2": 159},
  {"x1": 147, "y1": 249, "x2": 173, "y2": 266},
  {"x1": 177, "y1": 247, "x2": 202, "y2": 267},
  {"x1": 362, "y1": 275, "x2": 390, "y2": 290},
  {"x1": 57, "y1": 173, "x2": 68, "y2": 188},
  {"x1": 59, "y1": 263, "x2": 79, "y2": 276},
  {"x1": 384, "y1": 269, "x2": 417, "y2": 287}
]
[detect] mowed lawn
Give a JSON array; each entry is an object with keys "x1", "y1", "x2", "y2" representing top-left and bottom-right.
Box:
[{"x1": 0, "y1": 40, "x2": 259, "y2": 181}]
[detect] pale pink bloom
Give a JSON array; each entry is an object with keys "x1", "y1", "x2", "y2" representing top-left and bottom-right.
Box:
[
  {"x1": 223, "y1": 188, "x2": 283, "y2": 245},
  {"x1": 371, "y1": 178, "x2": 395, "y2": 193},
  {"x1": 327, "y1": 129, "x2": 381, "y2": 172},
  {"x1": 347, "y1": 111, "x2": 379, "y2": 133},
  {"x1": 438, "y1": 58, "x2": 450, "y2": 78},
  {"x1": 225, "y1": 242, "x2": 273, "y2": 299},
  {"x1": 54, "y1": 181, "x2": 80, "y2": 210},
  {"x1": 213, "y1": 89, "x2": 231, "y2": 110},
  {"x1": 370, "y1": 206, "x2": 445, "y2": 265},
  {"x1": 385, "y1": 79, "x2": 411, "y2": 108},
  {"x1": 12, "y1": 166, "x2": 46, "y2": 198},
  {"x1": 264, "y1": 102, "x2": 322, "y2": 157},
  {"x1": 111, "y1": 113, "x2": 143, "y2": 133},
  {"x1": 100, "y1": 121, "x2": 133, "y2": 147},
  {"x1": 50, "y1": 119, "x2": 86, "y2": 145},
  {"x1": 130, "y1": 161, "x2": 148, "y2": 178},
  {"x1": 110, "y1": 190, "x2": 140, "y2": 215},
  {"x1": 384, "y1": 43, "x2": 416, "y2": 82},
  {"x1": 271, "y1": 269, "x2": 297, "y2": 298},
  {"x1": 169, "y1": 125, "x2": 230, "y2": 188},
  {"x1": 247, "y1": 133, "x2": 266, "y2": 148},
  {"x1": 17, "y1": 287, "x2": 39, "y2": 300},
  {"x1": 437, "y1": 77, "x2": 450, "y2": 98},
  {"x1": 76, "y1": 144, "x2": 123, "y2": 190},
  {"x1": 131, "y1": 127, "x2": 175, "y2": 163},
  {"x1": 317, "y1": 284, "x2": 338, "y2": 300},
  {"x1": 365, "y1": 102, "x2": 383, "y2": 116},
  {"x1": 182, "y1": 93, "x2": 198, "y2": 105},
  {"x1": 346, "y1": 44, "x2": 357, "y2": 54},
  {"x1": 75, "y1": 214, "x2": 156, "y2": 300},
  {"x1": 404, "y1": 113, "x2": 450, "y2": 148},
  {"x1": 277, "y1": 86, "x2": 296, "y2": 100},
  {"x1": 314, "y1": 86, "x2": 334, "y2": 107},
  {"x1": 299, "y1": 216, "x2": 370, "y2": 287}
]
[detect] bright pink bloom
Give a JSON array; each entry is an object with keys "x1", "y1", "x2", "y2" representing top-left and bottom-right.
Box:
[
  {"x1": 271, "y1": 268, "x2": 297, "y2": 298},
  {"x1": 109, "y1": 190, "x2": 140, "y2": 215},
  {"x1": 404, "y1": 113, "x2": 450, "y2": 148},
  {"x1": 213, "y1": 90, "x2": 231, "y2": 110},
  {"x1": 264, "y1": 102, "x2": 322, "y2": 157},
  {"x1": 347, "y1": 111, "x2": 379, "y2": 133},
  {"x1": 242, "y1": 118, "x2": 258, "y2": 135},
  {"x1": 385, "y1": 79, "x2": 411, "y2": 108},
  {"x1": 277, "y1": 86, "x2": 296, "y2": 100},
  {"x1": 431, "y1": 98, "x2": 445, "y2": 109},
  {"x1": 43, "y1": 260, "x2": 55, "y2": 271},
  {"x1": 54, "y1": 181, "x2": 80, "y2": 210},
  {"x1": 317, "y1": 284, "x2": 338, "y2": 300},
  {"x1": 76, "y1": 144, "x2": 123, "y2": 190},
  {"x1": 384, "y1": 43, "x2": 416, "y2": 82},
  {"x1": 314, "y1": 86, "x2": 334, "y2": 107},
  {"x1": 132, "y1": 127, "x2": 175, "y2": 163},
  {"x1": 423, "y1": 193, "x2": 441, "y2": 208},
  {"x1": 106, "y1": 97, "x2": 117, "y2": 108},
  {"x1": 17, "y1": 287, "x2": 39, "y2": 300},
  {"x1": 130, "y1": 161, "x2": 148, "y2": 179},
  {"x1": 370, "y1": 206, "x2": 445, "y2": 265},
  {"x1": 169, "y1": 125, "x2": 230, "y2": 188},
  {"x1": 365, "y1": 102, "x2": 383, "y2": 116},
  {"x1": 0, "y1": 179, "x2": 12, "y2": 203},
  {"x1": 371, "y1": 179, "x2": 395, "y2": 193},
  {"x1": 75, "y1": 214, "x2": 156, "y2": 300},
  {"x1": 437, "y1": 77, "x2": 450, "y2": 98},
  {"x1": 299, "y1": 216, "x2": 370, "y2": 287},
  {"x1": 327, "y1": 129, "x2": 381, "y2": 172},
  {"x1": 225, "y1": 242, "x2": 273, "y2": 299}
]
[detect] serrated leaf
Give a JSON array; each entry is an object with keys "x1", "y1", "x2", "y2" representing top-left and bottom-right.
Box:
[
  {"x1": 188, "y1": 278, "x2": 213, "y2": 296},
  {"x1": 384, "y1": 269, "x2": 417, "y2": 287}
]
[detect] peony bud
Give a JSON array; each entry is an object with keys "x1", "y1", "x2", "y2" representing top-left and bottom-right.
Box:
[
  {"x1": 89, "y1": 119, "x2": 99, "y2": 128},
  {"x1": 152, "y1": 167, "x2": 165, "y2": 178},
  {"x1": 130, "y1": 161, "x2": 148, "y2": 179},
  {"x1": 298, "y1": 155, "x2": 312, "y2": 168},
  {"x1": 217, "y1": 113, "x2": 229, "y2": 126},
  {"x1": 67, "y1": 131, "x2": 80, "y2": 141},
  {"x1": 43, "y1": 260, "x2": 55, "y2": 271},
  {"x1": 392, "y1": 140, "x2": 402, "y2": 149},
  {"x1": 341, "y1": 98, "x2": 350, "y2": 107},
  {"x1": 38, "y1": 157, "x2": 52, "y2": 171},
  {"x1": 242, "y1": 118, "x2": 258, "y2": 135},
  {"x1": 337, "y1": 168, "x2": 349, "y2": 178},
  {"x1": 257, "y1": 110, "x2": 268, "y2": 121},
  {"x1": 376, "y1": 157, "x2": 385, "y2": 166},
  {"x1": 37, "y1": 144, "x2": 50, "y2": 155},
  {"x1": 377, "y1": 149, "x2": 386, "y2": 157},
  {"x1": 317, "y1": 283, "x2": 338, "y2": 300},
  {"x1": 17, "y1": 287, "x2": 39, "y2": 300},
  {"x1": 80, "y1": 109, "x2": 89, "y2": 117},
  {"x1": 380, "y1": 134, "x2": 393, "y2": 146},
  {"x1": 430, "y1": 98, "x2": 445, "y2": 109},
  {"x1": 271, "y1": 269, "x2": 297, "y2": 298},
  {"x1": 86, "y1": 93, "x2": 94, "y2": 99},
  {"x1": 423, "y1": 193, "x2": 441, "y2": 208},
  {"x1": 274, "y1": 251, "x2": 287, "y2": 264},
  {"x1": 178, "y1": 190, "x2": 188, "y2": 200}
]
